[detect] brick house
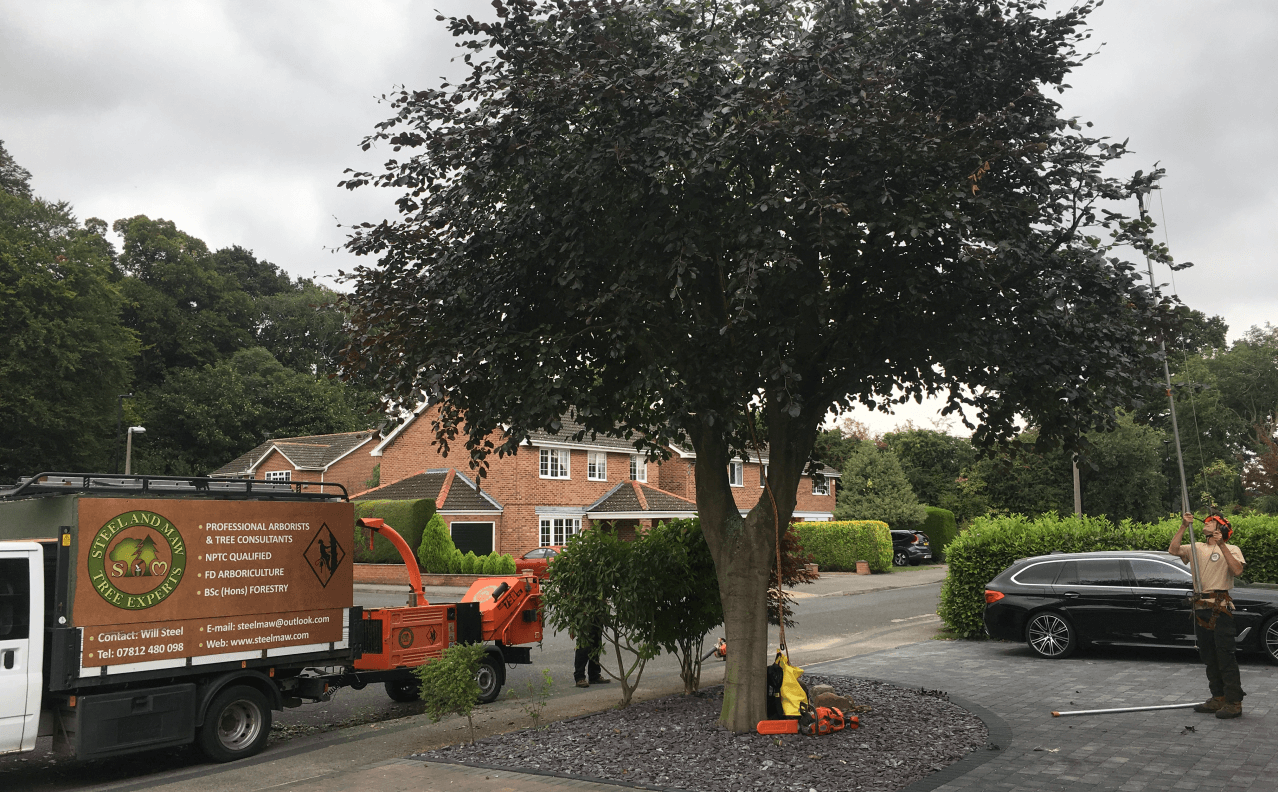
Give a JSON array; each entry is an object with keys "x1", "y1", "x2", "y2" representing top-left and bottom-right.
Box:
[
  {"x1": 367, "y1": 403, "x2": 837, "y2": 557},
  {"x1": 209, "y1": 429, "x2": 380, "y2": 498}
]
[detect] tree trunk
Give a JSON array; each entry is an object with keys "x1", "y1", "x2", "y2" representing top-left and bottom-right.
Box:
[{"x1": 690, "y1": 406, "x2": 816, "y2": 732}]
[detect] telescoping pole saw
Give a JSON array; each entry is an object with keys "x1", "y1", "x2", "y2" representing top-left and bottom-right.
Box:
[{"x1": 1049, "y1": 190, "x2": 1201, "y2": 720}]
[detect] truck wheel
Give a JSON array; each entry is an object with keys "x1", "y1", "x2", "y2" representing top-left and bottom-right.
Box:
[
  {"x1": 198, "y1": 685, "x2": 272, "y2": 762},
  {"x1": 475, "y1": 655, "x2": 502, "y2": 704},
  {"x1": 385, "y1": 679, "x2": 421, "y2": 702}
]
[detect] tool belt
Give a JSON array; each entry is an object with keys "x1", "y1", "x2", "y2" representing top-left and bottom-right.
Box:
[{"x1": 1194, "y1": 590, "x2": 1233, "y2": 630}]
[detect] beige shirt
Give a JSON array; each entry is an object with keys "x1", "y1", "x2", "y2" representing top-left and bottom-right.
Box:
[{"x1": 1174, "y1": 542, "x2": 1245, "y2": 604}]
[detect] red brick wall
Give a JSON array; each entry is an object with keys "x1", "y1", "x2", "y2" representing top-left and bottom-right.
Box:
[
  {"x1": 253, "y1": 442, "x2": 377, "y2": 499},
  {"x1": 325, "y1": 443, "x2": 379, "y2": 498},
  {"x1": 654, "y1": 457, "x2": 836, "y2": 518},
  {"x1": 378, "y1": 406, "x2": 662, "y2": 558}
]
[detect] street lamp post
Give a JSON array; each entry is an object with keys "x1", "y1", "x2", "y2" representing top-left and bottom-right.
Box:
[
  {"x1": 114, "y1": 393, "x2": 134, "y2": 474},
  {"x1": 125, "y1": 426, "x2": 146, "y2": 475}
]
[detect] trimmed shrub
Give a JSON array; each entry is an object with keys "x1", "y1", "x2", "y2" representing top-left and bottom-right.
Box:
[
  {"x1": 447, "y1": 548, "x2": 465, "y2": 574},
  {"x1": 498, "y1": 553, "x2": 516, "y2": 574},
  {"x1": 920, "y1": 507, "x2": 958, "y2": 562},
  {"x1": 461, "y1": 551, "x2": 479, "y2": 574},
  {"x1": 937, "y1": 513, "x2": 1278, "y2": 638},
  {"x1": 417, "y1": 513, "x2": 457, "y2": 573},
  {"x1": 353, "y1": 499, "x2": 436, "y2": 563},
  {"x1": 481, "y1": 553, "x2": 501, "y2": 574},
  {"x1": 791, "y1": 521, "x2": 892, "y2": 572}
]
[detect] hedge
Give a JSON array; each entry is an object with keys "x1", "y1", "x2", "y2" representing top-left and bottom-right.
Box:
[
  {"x1": 791, "y1": 521, "x2": 892, "y2": 572},
  {"x1": 353, "y1": 499, "x2": 436, "y2": 563},
  {"x1": 938, "y1": 513, "x2": 1278, "y2": 638},
  {"x1": 920, "y1": 507, "x2": 958, "y2": 562}
]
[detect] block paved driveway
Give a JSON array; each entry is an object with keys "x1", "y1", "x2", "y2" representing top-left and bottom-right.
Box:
[{"x1": 812, "y1": 639, "x2": 1278, "y2": 792}]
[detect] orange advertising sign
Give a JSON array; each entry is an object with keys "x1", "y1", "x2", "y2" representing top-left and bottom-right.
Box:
[{"x1": 74, "y1": 498, "x2": 354, "y2": 667}]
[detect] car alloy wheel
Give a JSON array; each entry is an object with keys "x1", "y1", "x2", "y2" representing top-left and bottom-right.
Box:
[
  {"x1": 1262, "y1": 616, "x2": 1278, "y2": 666},
  {"x1": 1026, "y1": 612, "x2": 1076, "y2": 659},
  {"x1": 893, "y1": 551, "x2": 908, "y2": 567}
]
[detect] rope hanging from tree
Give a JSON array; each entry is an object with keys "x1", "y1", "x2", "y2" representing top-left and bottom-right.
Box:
[{"x1": 748, "y1": 407, "x2": 787, "y2": 659}]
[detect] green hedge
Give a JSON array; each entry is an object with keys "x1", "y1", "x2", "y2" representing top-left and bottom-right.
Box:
[
  {"x1": 791, "y1": 521, "x2": 892, "y2": 572},
  {"x1": 920, "y1": 507, "x2": 958, "y2": 562},
  {"x1": 353, "y1": 499, "x2": 436, "y2": 563},
  {"x1": 938, "y1": 513, "x2": 1278, "y2": 638}
]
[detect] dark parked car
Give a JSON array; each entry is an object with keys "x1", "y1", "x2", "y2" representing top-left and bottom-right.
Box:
[
  {"x1": 891, "y1": 530, "x2": 932, "y2": 567},
  {"x1": 983, "y1": 550, "x2": 1278, "y2": 663}
]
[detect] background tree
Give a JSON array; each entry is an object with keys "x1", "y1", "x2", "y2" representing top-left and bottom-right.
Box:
[
  {"x1": 883, "y1": 428, "x2": 976, "y2": 508},
  {"x1": 340, "y1": 0, "x2": 1180, "y2": 730},
  {"x1": 835, "y1": 444, "x2": 928, "y2": 528},
  {"x1": 1, "y1": 143, "x2": 139, "y2": 482},
  {"x1": 133, "y1": 347, "x2": 375, "y2": 475}
]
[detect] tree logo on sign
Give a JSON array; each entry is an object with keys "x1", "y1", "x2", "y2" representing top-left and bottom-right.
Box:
[{"x1": 87, "y1": 510, "x2": 187, "y2": 610}]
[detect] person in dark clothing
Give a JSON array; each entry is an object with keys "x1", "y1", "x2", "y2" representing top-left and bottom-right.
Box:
[
  {"x1": 572, "y1": 619, "x2": 610, "y2": 688},
  {"x1": 1170, "y1": 510, "x2": 1246, "y2": 719}
]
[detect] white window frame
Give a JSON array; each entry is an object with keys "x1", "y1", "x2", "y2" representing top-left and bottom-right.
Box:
[
  {"x1": 728, "y1": 461, "x2": 743, "y2": 487},
  {"x1": 539, "y1": 448, "x2": 570, "y2": 479},
  {"x1": 812, "y1": 477, "x2": 829, "y2": 496},
  {"x1": 587, "y1": 451, "x2": 607, "y2": 481},
  {"x1": 264, "y1": 470, "x2": 291, "y2": 482},
  {"x1": 540, "y1": 517, "x2": 581, "y2": 546},
  {"x1": 629, "y1": 454, "x2": 647, "y2": 482}
]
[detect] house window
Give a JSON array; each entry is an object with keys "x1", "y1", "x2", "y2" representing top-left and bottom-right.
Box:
[
  {"x1": 629, "y1": 455, "x2": 647, "y2": 482},
  {"x1": 265, "y1": 470, "x2": 291, "y2": 482},
  {"x1": 728, "y1": 461, "x2": 743, "y2": 487},
  {"x1": 587, "y1": 451, "x2": 607, "y2": 481},
  {"x1": 812, "y1": 476, "x2": 830, "y2": 496},
  {"x1": 760, "y1": 464, "x2": 768, "y2": 488},
  {"x1": 540, "y1": 517, "x2": 581, "y2": 546},
  {"x1": 539, "y1": 448, "x2": 570, "y2": 479}
]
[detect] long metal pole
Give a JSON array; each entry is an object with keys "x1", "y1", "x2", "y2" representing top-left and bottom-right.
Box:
[
  {"x1": 1052, "y1": 702, "x2": 1200, "y2": 718},
  {"x1": 1137, "y1": 195, "x2": 1199, "y2": 604}
]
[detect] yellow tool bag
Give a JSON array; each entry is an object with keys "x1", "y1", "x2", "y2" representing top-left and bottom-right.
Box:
[{"x1": 773, "y1": 651, "x2": 808, "y2": 717}]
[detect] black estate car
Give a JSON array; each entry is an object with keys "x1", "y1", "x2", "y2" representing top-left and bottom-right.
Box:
[
  {"x1": 891, "y1": 530, "x2": 933, "y2": 567},
  {"x1": 983, "y1": 550, "x2": 1278, "y2": 663}
]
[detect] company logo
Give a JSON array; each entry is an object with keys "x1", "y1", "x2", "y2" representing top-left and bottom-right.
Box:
[
  {"x1": 398, "y1": 627, "x2": 415, "y2": 649},
  {"x1": 303, "y1": 523, "x2": 345, "y2": 588},
  {"x1": 87, "y1": 511, "x2": 187, "y2": 610}
]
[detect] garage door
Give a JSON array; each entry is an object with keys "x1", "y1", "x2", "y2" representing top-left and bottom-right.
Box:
[{"x1": 450, "y1": 522, "x2": 494, "y2": 556}]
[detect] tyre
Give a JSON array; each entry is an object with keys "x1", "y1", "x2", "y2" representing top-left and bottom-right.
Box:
[
  {"x1": 197, "y1": 685, "x2": 271, "y2": 762},
  {"x1": 1260, "y1": 616, "x2": 1278, "y2": 666},
  {"x1": 1025, "y1": 612, "x2": 1077, "y2": 659},
  {"x1": 893, "y1": 550, "x2": 909, "y2": 567},
  {"x1": 908, "y1": 555, "x2": 921, "y2": 567},
  {"x1": 475, "y1": 654, "x2": 502, "y2": 704},
  {"x1": 385, "y1": 679, "x2": 421, "y2": 702}
]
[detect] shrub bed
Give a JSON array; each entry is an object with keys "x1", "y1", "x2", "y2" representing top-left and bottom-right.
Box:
[
  {"x1": 938, "y1": 513, "x2": 1278, "y2": 638},
  {"x1": 353, "y1": 499, "x2": 436, "y2": 563},
  {"x1": 791, "y1": 521, "x2": 892, "y2": 572}
]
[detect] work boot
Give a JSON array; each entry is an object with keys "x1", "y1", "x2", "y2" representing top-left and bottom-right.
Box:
[
  {"x1": 589, "y1": 677, "x2": 611, "y2": 685},
  {"x1": 1194, "y1": 696, "x2": 1226, "y2": 713},
  {"x1": 1215, "y1": 701, "x2": 1242, "y2": 719},
  {"x1": 575, "y1": 679, "x2": 589, "y2": 688}
]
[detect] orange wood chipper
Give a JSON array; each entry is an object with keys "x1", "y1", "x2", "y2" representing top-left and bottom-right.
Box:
[{"x1": 342, "y1": 517, "x2": 543, "y2": 703}]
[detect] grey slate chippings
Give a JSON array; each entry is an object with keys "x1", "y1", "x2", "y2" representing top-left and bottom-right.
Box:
[{"x1": 419, "y1": 676, "x2": 987, "y2": 791}]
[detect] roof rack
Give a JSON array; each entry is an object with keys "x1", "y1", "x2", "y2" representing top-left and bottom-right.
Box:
[{"x1": 0, "y1": 472, "x2": 348, "y2": 502}]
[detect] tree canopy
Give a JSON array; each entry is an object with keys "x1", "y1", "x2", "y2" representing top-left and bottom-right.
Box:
[{"x1": 340, "y1": 0, "x2": 1182, "y2": 730}]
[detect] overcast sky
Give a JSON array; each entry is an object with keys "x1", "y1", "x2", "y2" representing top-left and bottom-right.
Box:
[{"x1": 3, "y1": 1, "x2": 1273, "y2": 434}]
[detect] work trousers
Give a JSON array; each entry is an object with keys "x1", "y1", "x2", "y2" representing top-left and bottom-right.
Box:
[
  {"x1": 573, "y1": 624, "x2": 603, "y2": 683},
  {"x1": 1195, "y1": 608, "x2": 1245, "y2": 703}
]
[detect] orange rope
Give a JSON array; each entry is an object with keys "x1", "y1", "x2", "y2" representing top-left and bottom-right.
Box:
[{"x1": 748, "y1": 407, "x2": 786, "y2": 657}]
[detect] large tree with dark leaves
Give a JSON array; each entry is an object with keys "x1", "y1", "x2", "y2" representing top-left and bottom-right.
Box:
[{"x1": 340, "y1": 0, "x2": 1179, "y2": 730}]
